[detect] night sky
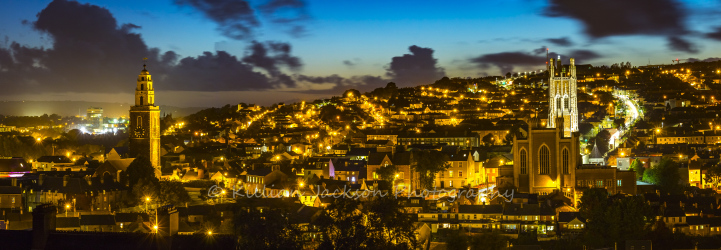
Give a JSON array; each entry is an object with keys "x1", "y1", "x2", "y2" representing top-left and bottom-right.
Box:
[{"x1": 1, "y1": 0, "x2": 721, "y2": 107}]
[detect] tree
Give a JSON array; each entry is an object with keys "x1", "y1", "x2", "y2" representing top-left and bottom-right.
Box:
[
  {"x1": 468, "y1": 231, "x2": 508, "y2": 250},
  {"x1": 704, "y1": 163, "x2": 721, "y2": 190},
  {"x1": 366, "y1": 196, "x2": 418, "y2": 249},
  {"x1": 642, "y1": 157, "x2": 681, "y2": 194},
  {"x1": 126, "y1": 156, "x2": 157, "y2": 188},
  {"x1": 412, "y1": 151, "x2": 450, "y2": 189},
  {"x1": 158, "y1": 181, "x2": 191, "y2": 206},
  {"x1": 316, "y1": 198, "x2": 369, "y2": 250},
  {"x1": 630, "y1": 159, "x2": 645, "y2": 180},
  {"x1": 126, "y1": 156, "x2": 159, "y2": 203},
  {"x1": 482, "y1": 133, "x2": 494, "y2": 146},
  {"x1": 375, "y1": 164, "x2": 398, "y2": 183},
  {"x1": 234, "y1": 207, "x2": 302, "y2": 250},
  {"x1": 579, "y1": 188, "x2": 652, "y2": 248}
]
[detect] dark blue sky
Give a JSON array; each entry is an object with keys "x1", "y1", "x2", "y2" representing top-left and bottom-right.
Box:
[{"x1": 1, "y1": 0, "x2": 721, "y2": 107}]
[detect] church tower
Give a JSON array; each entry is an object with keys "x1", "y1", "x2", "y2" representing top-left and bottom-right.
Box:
[
  {"x1": 547, "y1": 56, "x2": 579, "y2": 137},
  {"x1": 129, "y1": 62, "x2": 161, "y2": 171}
]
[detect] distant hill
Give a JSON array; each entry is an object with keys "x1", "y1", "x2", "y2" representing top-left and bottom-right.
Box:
[{"x1": 0, "y1": 101, "x2": 207, "y2": 117}]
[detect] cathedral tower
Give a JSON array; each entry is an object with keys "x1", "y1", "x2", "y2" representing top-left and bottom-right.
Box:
[
  {"x1": 129, "y1": 63, "x2": 161, "y2": 171},
  {"x1": 547, "y1": 56, "x2": 578, "y2": 137}
]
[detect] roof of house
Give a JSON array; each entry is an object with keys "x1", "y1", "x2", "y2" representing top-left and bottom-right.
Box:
[
  {"x1": 56, "y1": 217, "x2": 81, "y2": 228},
  {"x1": 36, "y1": 156, "x2": 73, "y2": 164},
  {"x1": 80, "y1": 214, "x2": 116, "y2": 226},
  {"x1": 458, "y1": 204, "x2": 503, "y2": 214},
  {"x1": 0, "y1": 158, "x2": 30, "y2": 173},
  {"x1": 558, "y1": 212, "x2": 584, "y2": 223},
  {"x1": 114, "y1": 213, "x2": 149, "y2": 223}
]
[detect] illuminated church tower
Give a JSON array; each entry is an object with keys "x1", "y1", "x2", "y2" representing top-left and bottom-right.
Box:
[
  {"x1": 547, "y1": 56, "x2": 578, "y2": 137},
  {"x1": 129, "y1": 62, "x2": 161, "y2": 171}
]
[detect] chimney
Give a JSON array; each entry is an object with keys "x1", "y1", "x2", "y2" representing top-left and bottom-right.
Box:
[
  {"x1": 32, "y1": 204, "x2": 57, "y2": 250},
  {"x1": 39, "y1": 174, "x2": 45, "y2": 186},
  {"x1": 63, "y1": 175, "x2": 69, "y2": 187}
]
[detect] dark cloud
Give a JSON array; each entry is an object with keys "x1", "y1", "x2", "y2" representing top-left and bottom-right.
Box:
[
  {"x1": 545, "y1": 37, "x2": 573, "y2": 47},
  {"x1": 174, "y1": 0, "x2": 259, "y2": 39},
  {"x1": 174, "y1": 0, "x2": 310, "y2": 39},
  {"x1": 295, "y1": 74, "x2": 386, "y2": 94},
  {"x1": 241, "y1": 41, "x2": 302, "y2": 87},
  {"x1": 470, "y1": 48, "x2": 602, "y2": 75},
  {"x1": 544, "y1": 0, "x2": 687, "y2": 38},
  {"x1": 706, "y1": 26, "x2": 721, "y2": 41},
  {"x1": 532, "y1": 46, "x2": 548, "y2": 55},
  {"x1": 0, "y1": 0, "x2": 290, "y2": 95},
  {"x1": 0, "y1": 0, "x2": 161, "y2": 94},
  {"x1": 543, "y1": 0, "x2": 696, "y2": 52},
  {"x1": 686, "y1": 57, "x2": 721, "y2": 63},
  {"x1": 258, "y1": 0, "x2": 311, "y2": 37},
  {"x1": 343, "y1": 60, "x2": 355, "y2": 67},
  {"x1": 166, "y1": 51, "x2": 275, "y2": 91},
  {"x1": 386, "y1": 45, "x2": 445, "y2": 87},
  {"x1": 667, "y1": 37, "x2": 699, "y2": 53}
]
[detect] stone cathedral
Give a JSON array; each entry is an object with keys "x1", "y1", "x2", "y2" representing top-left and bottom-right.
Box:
[
  {"x1": 129, "y1": 63, "x2": 161, "y2": 173},
  {"x1": 547, "y1": 56, "x2": 578, "y2": 137}
]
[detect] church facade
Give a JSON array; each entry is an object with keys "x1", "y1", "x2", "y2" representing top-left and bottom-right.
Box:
[
  {"x1": 509, "y1": 57, "x2": 636, "y2": 199},
  {"x1": 513, "y1": 117, "x2": 580, "y2": 195},
  {"x1": 128, "y1": 63, "x2": 161, "y2": 170},
  {"x1": 547, "y1": 57, "x2": 579, "y2": 137}
]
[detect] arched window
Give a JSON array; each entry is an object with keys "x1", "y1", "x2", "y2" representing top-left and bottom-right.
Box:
[
  {"x1": 137, "y1": 116, "x2": 142, "y2": 127},
  {"x1": 520, "y1": 149, "x2": 527, "y2": 175},
  {"x1": 539, "y1": 145, "x2": 550, "y2": 175},
  {"x1": 141, "y1": 77, "x2": 144, "y2": 81},
  {"x1": 562, "y1": 148, "x2": 569, "y2": 174},
  {"x1": 556, "y1": 97, "x2": 561, "y2": 109},
  {"x1": 140, "y1": 96, "x2": 143, "y2": 105},
  {"x1": 141, "y1": 84, "x2": 144, "y2": 91}
]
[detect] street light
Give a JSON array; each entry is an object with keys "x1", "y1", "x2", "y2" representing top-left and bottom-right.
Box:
[{"x1": 144, "y1": 196, "x2": 150, "y2": 212}]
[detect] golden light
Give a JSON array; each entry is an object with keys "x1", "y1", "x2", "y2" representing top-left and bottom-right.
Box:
[
  {"x1": 395, "y1": 174, "x2": 399, "y2": 178},
  {"x1": 207, "y1": 231, "x2": 213, "y2": 235},
  {"x1": 221, "y1": 190, "x2": 226, "y2": 195},
  {"x1": 620, "y1": 152, "x2": 625, "y2": 157},
  {"x1": 145, "y1": 197, "x2": 150, "y2": 202},
  {"x1": 36, "y1": 137, "x2": 41, "y2": 142},
  {"x1": 65, "y1": 204, "x2": 70, "y2": 209},
  {"x1": 299, "y1": 182, "x2": 304, "y2": 188}
]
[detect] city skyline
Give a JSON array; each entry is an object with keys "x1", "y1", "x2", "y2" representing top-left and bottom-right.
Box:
[{"x1": 2, "y1": 0, "x2": 721, "y2": 108}]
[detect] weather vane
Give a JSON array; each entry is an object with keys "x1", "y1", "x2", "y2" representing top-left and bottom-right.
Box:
[{"x1": 143, "y1": 57, "x2": 148, "y2": 69}]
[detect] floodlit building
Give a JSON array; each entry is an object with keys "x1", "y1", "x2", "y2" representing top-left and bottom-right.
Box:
[{"x1": 128, "y1": 62, "x2": 161, "y2": 171}]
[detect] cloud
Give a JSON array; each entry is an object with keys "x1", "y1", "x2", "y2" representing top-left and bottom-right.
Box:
[
  {"x1": 686, "y1": 57, "x2": 721, "y2": 63},
  {"x1": 0, "y1": 0, "x2": 164, "y2": 94},
  {"x1": 543, "y1": 0, "x2": 697, "y2": 52},
  {"x1": 545, "y1": 37, "x2": 573, "y2": 47},
  {"x1": 470, "y1": 48, "x2": 602, "y2": 75},
  {"x1": 544, "y1": 0, "x2": 687, "y2": 38},
  {"x1": 706, "y1": 26, "x2": 721, "y2": 41},
  {"x1": 343, "y1": 60, "x2": 355, "y2": 67},
  {"x1": 258, "y1": 0, "x2": 311, "y2": 37},
  {"x1": 386, "y1": 45, "x2": 445, "y2": 87},
  {"x1": 0, "y1": 0, "x2": 287, "y2": 95},
  {"x1": 667, "y1": 36, "x2": 699, "y2": 53},
  {"x1": 174, "y1": 0, "x2": 259, "y2": 39},
  {"x1": 295, "y1": 74, "x2": 386, "y2": 94},
  {"x1": 165, "y1": 51, "x2": 276, "y2": 91},
  {"x1": 175, "y1": 0, "x2": 310, "y2": 39}
]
